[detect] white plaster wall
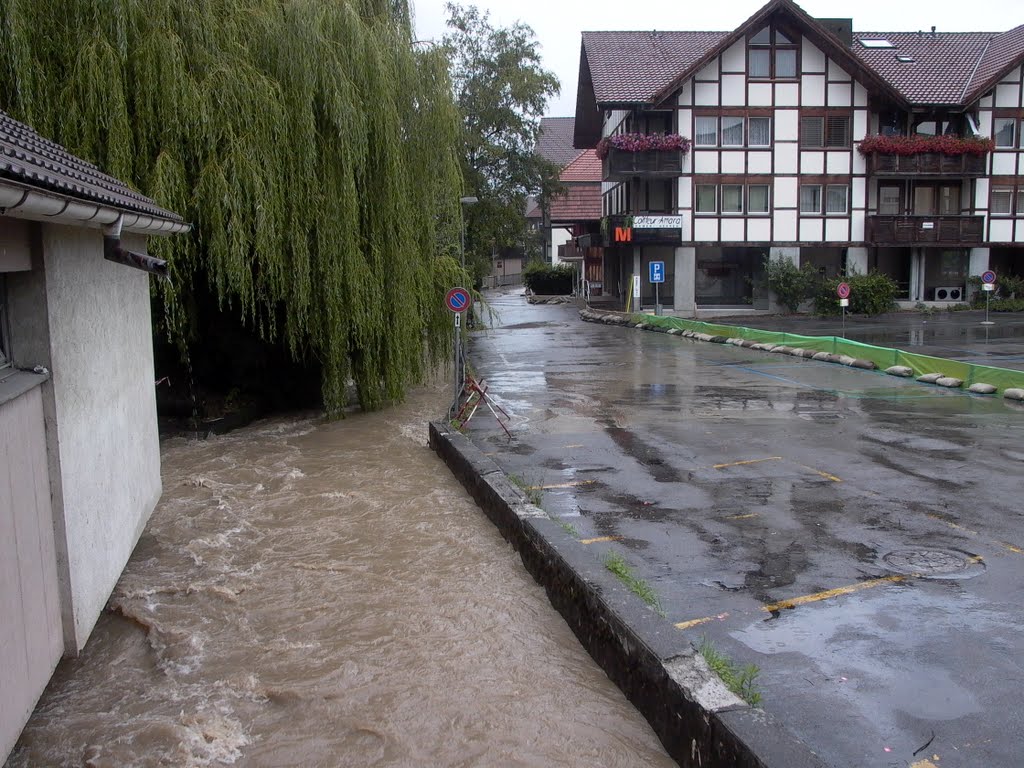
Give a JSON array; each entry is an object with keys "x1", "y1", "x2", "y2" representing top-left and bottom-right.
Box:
[
  {"x1": 0, "y1": 385, "x2": 62, "y2": 763},
  {"x1": 40, "y1": 225, "x2": 162, "y2": 650},
  {"x1": 603, "y1": 109, "x2": 630, "y2": 139},
  {"x1": 550, "y1": 228, "x2": 571, "y2": 263}
]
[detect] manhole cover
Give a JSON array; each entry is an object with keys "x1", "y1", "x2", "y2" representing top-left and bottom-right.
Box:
[{"x1": 882, "y1": 548, "x2": 985, "y2": 579}]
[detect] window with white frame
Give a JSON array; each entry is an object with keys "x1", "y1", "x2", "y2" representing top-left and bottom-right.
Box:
[
  {"x1": 993, "y1": 118, "x2": 1016, "y2": 148},
  {"x1": 826, "y1": 185, "x2": 849, "y2": 214},
  {"x1": 694, "y1": 183, "x2": 772, "y2": 215},
  {"x1": 1018, "y1": 190, "x2": 1024, "y2": 215},
  {"x1": 748, "y1": 184, "x2": 770, "y2": 214},
  {"x1": 696, "y1": 117, "x2": 718, "y2": 146},
  {"x1": 695, "y1": 185, "x2": 717, "y2": 213},
  {"x1": 694, "y1": 116, "x2": 773, "y2": 148},
  {"x1": 991, "y1": 187, "x2": 1014, "y2": 215},
  {"x1": 748, "y1": 117, "x2": 772, "y2": 147},
  {"x1": 800, "y1": 185, "x2": 822, "y2": 213},
  {"x1": 721, "y1": 117, "x2": 745, "y2": 146},
  {"x1": 800, "y1": 115, "x2": 852, "y2": 148},
  {"x1": 721, "y1": 184, "x2": 744, "y2": 213}
]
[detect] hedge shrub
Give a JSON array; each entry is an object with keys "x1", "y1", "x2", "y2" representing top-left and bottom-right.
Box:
[
  {"x1": 523, "y1": 262, "x2": 576, "y2": 295},
  {"x1": 813, "y1": 271, "x2": 898, "y2": 316}
]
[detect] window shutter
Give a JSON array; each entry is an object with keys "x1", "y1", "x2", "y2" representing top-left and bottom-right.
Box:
[
  {"x1": 800, "y1": 117, "x2": 824, "y2": 148},
  {"x1": 826, "y1": 116, "x2": 850, "y2": 147}
]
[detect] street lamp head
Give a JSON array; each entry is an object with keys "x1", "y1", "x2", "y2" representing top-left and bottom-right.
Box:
[{"x1": 459, "y1": 196, "x2": 479, "y2": 204}]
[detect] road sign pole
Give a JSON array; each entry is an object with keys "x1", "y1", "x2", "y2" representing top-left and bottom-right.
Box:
[{"x1": 655, "y1": 282, "x2": 660, "y2": 316}]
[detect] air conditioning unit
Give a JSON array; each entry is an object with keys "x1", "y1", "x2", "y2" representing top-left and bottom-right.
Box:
[{"x1": 934, "y1": 286, "x2": 964, "y2": 301}]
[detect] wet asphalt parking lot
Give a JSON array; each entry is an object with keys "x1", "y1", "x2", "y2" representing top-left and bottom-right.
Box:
[{"x1": 463, "y1": 289, "x2": 1024, "y2": 768}]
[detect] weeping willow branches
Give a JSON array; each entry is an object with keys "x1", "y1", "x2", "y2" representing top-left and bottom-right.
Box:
[{"x1": 0, "y1": 0, "x2": 464, "y2": 415}]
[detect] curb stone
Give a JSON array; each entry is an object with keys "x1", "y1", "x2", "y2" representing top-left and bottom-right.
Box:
[{"x1": 429, "y1": 421, "x2": 829, "y2": 768}]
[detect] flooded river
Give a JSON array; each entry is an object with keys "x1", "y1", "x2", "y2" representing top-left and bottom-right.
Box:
[{"x1": 6, "y1": 380, "x2": 674, "y2": 767}]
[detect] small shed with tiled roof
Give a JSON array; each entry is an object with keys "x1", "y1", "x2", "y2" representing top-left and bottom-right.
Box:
[{"x1": 1, "y1": 109, "x2": 189, "y2": 763}]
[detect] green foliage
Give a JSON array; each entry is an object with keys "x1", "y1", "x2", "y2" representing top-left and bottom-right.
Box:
[
  {"x1": 443, "y1": 3, "x2": 560, "y2": 284},
  {"x1": 604, "y1": 551, "x2": 664, "y2": 616},
  {"x1": 523, "y1": 262, "x2": 576, "y2": 295},
  {"x1": 989, "y1": 299, "x2": 1024, "y2": 312},
  {"x1": 698, "y1": 637, "x2": 763, "y2": 707},
  {"x1": 969, "y1": 274, "x2": 1024, "y2": 304},
  {"x1": 763, "y1": 255, "x2": 819, "y2": 313},
  {"x1": 813, "y1": 271, "x2": 898, "y2": 316},
  {"x1": 0, "y1": 0, "x2": 465, "y2": 416}
]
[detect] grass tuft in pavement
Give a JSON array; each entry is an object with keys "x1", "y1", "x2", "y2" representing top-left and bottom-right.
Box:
[
  {"x1": 698, "y1": 637, "x2": 762, "y2": 707},
  {"x1": 604, "y1": 551, "x2": 664, "y2": 617}
]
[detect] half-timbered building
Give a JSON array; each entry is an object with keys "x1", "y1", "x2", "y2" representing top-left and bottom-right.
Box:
[{"x1": 572, "y1": 0, "x2": 1024, "y2": 312}]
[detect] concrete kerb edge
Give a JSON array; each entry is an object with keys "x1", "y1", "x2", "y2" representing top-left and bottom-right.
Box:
[
  {"x1": 579, "y1": 309, "x2": 1019, "y2": 401},
  {"x1": 429, "y1": 420, "x2": 829, "y2": 768}
]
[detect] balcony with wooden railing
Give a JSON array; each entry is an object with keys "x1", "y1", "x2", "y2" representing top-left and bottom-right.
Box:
[
  {"x1": 602, "y1": 148, "x2": 685, "y2": 181},
  {"x1": 866, "y1": 215, "x2": 985, "y2": 245},
  {"x1": 865, "y1": 153, "x2": 987, "y2": 177}
]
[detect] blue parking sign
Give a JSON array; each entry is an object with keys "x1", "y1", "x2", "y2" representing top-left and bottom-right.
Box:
[{"x1": 649, "y1": 261, "x2": 665, "y2": 283}]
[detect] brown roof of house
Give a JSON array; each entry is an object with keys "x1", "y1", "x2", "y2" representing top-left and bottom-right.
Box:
[
  {"x1": 560, "y1": 150, "x2": 601, "y2": 182},
  {"x1": 0, "y1": 110, "x2": 184, "y2": 223},
  {"x1": 963, "y1": 24, "x2": 1024, "y2": 104},
  {"x1": 850, "y1": 32, "x2": 996, "y2": 105},
  {"x1": 536, "y1": 117, "x2": 583, "y2": 166},
  {"x1": 581, "y1": 30, "x2": 728, "y2": 104},
  {"x1": 525, "y1": 197, "x2": 542, "y2": 219},
  {"x1": 577, "y1": 0, "x2": 1024, "y2": 120},
  {"x1": 549, "y1": 184, "x2": 601, "y2": 223}
]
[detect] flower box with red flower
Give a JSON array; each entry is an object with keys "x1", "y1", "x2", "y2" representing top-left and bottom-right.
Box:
[
  {"x1": 858, "y1": 135, "x2": 992, "y2": 176},
  {"x1": 597, "y1": 133, "x2": 691, "y2": 181}
]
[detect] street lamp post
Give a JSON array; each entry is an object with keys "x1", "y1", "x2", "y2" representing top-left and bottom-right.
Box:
[{"x1": 459, "y1": 195, "x2": 478, "y2": 269}]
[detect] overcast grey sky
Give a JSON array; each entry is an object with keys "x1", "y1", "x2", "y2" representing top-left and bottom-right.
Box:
[{"x1": 413, "y1": 0, "x2": 1023, "y2": 118}]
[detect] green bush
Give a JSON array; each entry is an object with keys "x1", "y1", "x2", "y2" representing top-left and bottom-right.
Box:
[
  {"x1": 812, "y1": 271, "x2": 898, "y2": 316},
  {"x1": 522, "y1": 262, "x2": 576, "y2": 295},
  {"x1": 763, "y1": 255, "x2": 819, "y2": 313},
  {"x1": 990, "y1": 298, "x2": 1024, "y2": 312},
  {"x1": 969, "y1": 273, "x2": 1024, "y2": 305}
]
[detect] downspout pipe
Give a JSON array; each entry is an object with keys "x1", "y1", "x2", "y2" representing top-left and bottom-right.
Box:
[{"x1": 103, "y1": 215, "x2": 169, "y2": 279}]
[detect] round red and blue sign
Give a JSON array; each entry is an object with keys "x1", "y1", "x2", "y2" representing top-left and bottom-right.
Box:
[
  {"x1": 445, "y1": 287, "x2": 472, "y2": 313},
  {"x1": 836, "y1": 282, "x2": 851, "y2": 300},
  {"x1": 981, "y1": 270, "x2": 997, "y2": 285}
]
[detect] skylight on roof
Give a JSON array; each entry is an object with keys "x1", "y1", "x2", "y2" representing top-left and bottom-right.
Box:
[
  {"x1": 860, "y1": 38, "x2": 895, "y2": 48},
  {"x1": 896, "y1": 54, "x2": 915, "y2": 62}
]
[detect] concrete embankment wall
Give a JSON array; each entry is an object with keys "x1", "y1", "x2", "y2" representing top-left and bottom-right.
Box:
[{"x1": 429, "y1": 421, "x2": 827, "y2": 768}]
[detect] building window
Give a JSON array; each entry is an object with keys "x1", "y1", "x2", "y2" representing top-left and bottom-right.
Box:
[
  {"x1": 800, "y1": 115, "x2": 851, "y2": 148},
  {"x1": 749, "y1": 24, "x2": 799, "y2": 80},
  {"x1": 722, "y1": 185, "x2": 744, "y2": 213},
  {"x1": 826, "y1": 185, "x2": 849, "y2": 214},
  {"x1": 748, "y1": 117, "x2": 772, "y2": 147},
  {"x1": 993, "y1": 118, "x2": 1016, "y2": 148},
  {"x1": 1018, "y1": 191, "x2": 1024, "y2": 215},
  {"x1": 878, "y1": 185, "x2": 901, "y2": 215},
  {"x1": 991, "y1": 188, "x2": 1013, "y2": 215},
  {"x1": 696, "y1": 185, "x2": 717, "y2": 213},
  {"x1": 721, "y1": 117, "x2": 744, "y2": 146},
  {"x1": 748, "y1": 184, "x2": 770, "y2": 214},
  {"x1": 696, "y1": 117, "x2": 718, "y2": 146},
  {"x1": 800, "y1": 184, "x2": 822, "y2": 213}
]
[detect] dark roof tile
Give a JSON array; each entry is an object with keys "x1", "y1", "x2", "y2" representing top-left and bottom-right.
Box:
[
  {"x1": 582, "y1": 30, "x2": 728, "y2": 104},
  {"x1": 0, "y1": 110, "x2": 184, "y2": 223},
  {"x1": 536, "y1": 117, "x2": 583, "y2": 166}
]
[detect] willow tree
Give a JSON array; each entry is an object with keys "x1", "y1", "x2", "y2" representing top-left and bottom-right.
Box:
[{"x1": 0, "y1": 0, "x2": 465, "y2": 414}]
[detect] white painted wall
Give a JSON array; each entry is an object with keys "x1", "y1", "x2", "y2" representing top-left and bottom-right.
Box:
[
  {"x1": 9, "y1": 224, "x2": 162, "y2": 652},
  {"x1": 550, "y1": 228, "x2": 571, "y2": 263},
  {"x1": 0, "y1": 384, "x2": 62, "y2": 763}
]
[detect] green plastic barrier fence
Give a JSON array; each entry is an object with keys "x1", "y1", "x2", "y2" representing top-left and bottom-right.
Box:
[{"x1": 630, "y1": 313, "x2": 1024, "y2": 394}]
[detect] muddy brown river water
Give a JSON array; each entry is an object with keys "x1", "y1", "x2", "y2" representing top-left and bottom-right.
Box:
[{"x1": 6, "y1": 381, "x2": 674, "y2": 768}]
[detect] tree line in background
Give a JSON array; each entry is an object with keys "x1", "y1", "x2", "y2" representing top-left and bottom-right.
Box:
[{"x1": 0, "y1": 0, "x2": 558, "y2": 416}]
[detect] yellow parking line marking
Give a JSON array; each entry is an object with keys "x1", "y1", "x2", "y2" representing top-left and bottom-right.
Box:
[
  {"x1": 675, "y1": 575, "x2": 913, "y2": 631},
  {"x1": 726, "y1": 512, "x2": 759, "y2": 520},
  {"x1": 713, "y1": 457, "x2": 782, "y2": 469},
  {"x1": 997, "y1": 541, "x2": 1024, "y2": 555},
  {"x1": 910, "y1": 760, "x2": 940, "y2": 768},
  {"x1": 580, "y1": 535, "x2": 623, "y2": 545},
  {"x1": 927, "y1": 514, "x2": 1023, "y2": 555},
  {"x1": 795, "y1": 464, "x2": 843, "y2": 482},
  {"x1": 761, "y1": 575, "x2": 906, "y2": 613},
  {"x1": 526, "y1": 480, "x2": 597, "y2": 490},
  {"x1": 562, "y1": 444, "x2": 584, "y2": 449},
  {"x1": 674, "y1": 613, "x2": 730, "y2": 630}
]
